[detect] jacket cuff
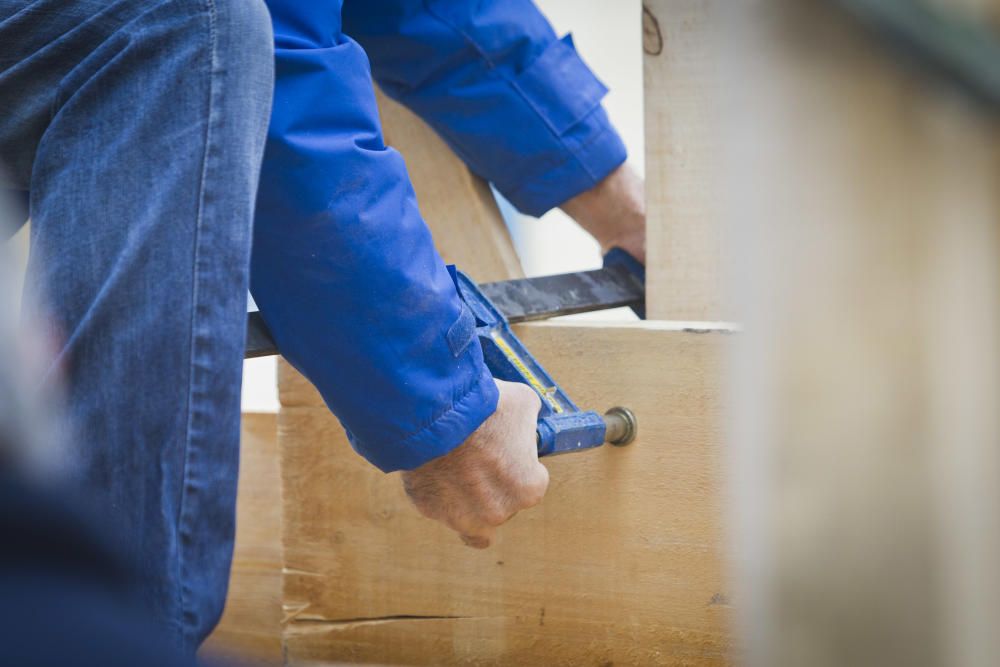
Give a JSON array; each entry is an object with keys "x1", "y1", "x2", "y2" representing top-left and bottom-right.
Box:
[
  {"x1": 347, "y1": 365, "x2": 499, "y2": 473},
  {"x1": 499, "y1": 105, "x2": 628, "y2": 217}
]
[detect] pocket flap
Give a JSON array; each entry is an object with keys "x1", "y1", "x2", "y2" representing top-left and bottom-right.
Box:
[{"x1": 515, "y1": 34, "x2": 609, "y2": 136}]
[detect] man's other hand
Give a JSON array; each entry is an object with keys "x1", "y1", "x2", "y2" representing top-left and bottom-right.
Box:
[
  {"x1": 561, "y1": 163, "x2": 646, "y2": 264},
  {"x1": 401, "y1": 379, "x2": 549, "y2": 549}
]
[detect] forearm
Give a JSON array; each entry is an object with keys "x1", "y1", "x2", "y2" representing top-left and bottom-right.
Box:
[
  {"x1": 343, "y1": 0, "x2": 629, "y2": 218},
  {"x1": 255, "y1": 0, "x2": 499, "y2": 473},
  {"x1": 560, "y1": 163, "x2": 646, "y2": 263}
]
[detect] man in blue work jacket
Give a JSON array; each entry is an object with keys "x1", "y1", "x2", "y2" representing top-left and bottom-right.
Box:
[{"x1": 0, "y1": 0, "x2": 645, "y2": 655}]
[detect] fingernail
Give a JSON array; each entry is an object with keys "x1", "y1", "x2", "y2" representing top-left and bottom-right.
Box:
[{"x1": 460, "y1": 534, "x2": 489, "y2": 549}]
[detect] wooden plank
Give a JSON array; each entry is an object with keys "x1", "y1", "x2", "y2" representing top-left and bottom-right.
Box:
[
  {"x1": 721, "y1": 2, "x2": 1000, "y2": 666},
  {"x1": 279, "y1": 322, "x2": 734, "y2": 666},
  {"x1": 202, "y1": 413, "x2": 283, "y2": 666},
  {"x1": 376, "y1": 88, "x2": 524, "y2": 284},
  {"x1": 644, "y1": 0, "x2": 723, "y2": 320}
]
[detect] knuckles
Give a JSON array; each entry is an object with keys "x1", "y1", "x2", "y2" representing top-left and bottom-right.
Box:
[
  {"x1": 399, "y1": 379, "x2": 552, "y2": 547},
  {"x1": 507, "y1": 382, "x2": 542, "y2": 415},
  {"x1": 481, "y1": 508, "x2": 511, "y2": 528},
  {"x1": 521, "y1": 469, "x2": 549, "y2": 508}
]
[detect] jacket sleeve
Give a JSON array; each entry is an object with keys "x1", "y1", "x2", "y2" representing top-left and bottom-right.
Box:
[
  {"x1": 341, "y1": 0, "x2": 628, "y2": 217},
  {"x1": 252, "y1": 0, "x2": 499, "y2": 472}
]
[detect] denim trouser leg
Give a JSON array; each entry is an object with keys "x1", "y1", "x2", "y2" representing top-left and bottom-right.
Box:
[{"x1": 0, "y1": 0, "x2": 274, "y2": 652}]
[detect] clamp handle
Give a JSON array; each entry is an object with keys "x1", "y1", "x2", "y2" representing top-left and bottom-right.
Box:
[{"x1": 452, "y1": 268, "x2": 637, "y2": 456}]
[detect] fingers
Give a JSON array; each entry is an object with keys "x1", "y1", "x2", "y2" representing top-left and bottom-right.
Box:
[
  {"x1": 408, "y1": 464, "x2": 542, "y2": 549},
  {"x1": 400, "y1": 379, "x2": 553, "y2": 549},
  {"x1": 450, "y1": 466, "x2": 547, "y2": 548},
  {"x1": 444, "y1": 489, "x2": 518, "y2": 548},
  {"x1": 522, "y1": 462, "x2": 549, "y2": 509}
]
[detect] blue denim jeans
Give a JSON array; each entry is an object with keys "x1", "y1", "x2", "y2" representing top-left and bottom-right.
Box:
[{"x1": 0, "y1": 0, "x2": 274, "y2": 653}]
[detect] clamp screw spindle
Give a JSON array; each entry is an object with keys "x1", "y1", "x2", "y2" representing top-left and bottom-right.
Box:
[{"x1": 603, "y1": 406, "x2": 637, "y2": 446}]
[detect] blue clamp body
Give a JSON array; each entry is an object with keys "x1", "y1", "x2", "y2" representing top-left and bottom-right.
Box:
[{"x1": 451, "y1": 269, "x2": 606, "y2": 457}]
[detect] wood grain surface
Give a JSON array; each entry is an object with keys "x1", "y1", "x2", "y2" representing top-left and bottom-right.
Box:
[
  {"x1": 644, "y1": 0, "x2": 724, "y2": 321},
  {"x1": 280, "y1": 322, "x2": 733, "y2": 666},
  {"x1": 722, "y1": 2, "x2": 1000, "y2": 666}
]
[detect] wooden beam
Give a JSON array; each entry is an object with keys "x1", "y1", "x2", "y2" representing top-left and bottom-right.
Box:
[
  {"x1": 279, "y1": 322, "x2": 733, "y2": 666},
  {"x1": 644, "y1": 0, "x2": 723, "y2": 320},
  {"x1": 202, "y1": 413, "x2": 283, "y2": 666},
  {"x1": 376, "y1": 89, "x2": 524, "y2": 284}
]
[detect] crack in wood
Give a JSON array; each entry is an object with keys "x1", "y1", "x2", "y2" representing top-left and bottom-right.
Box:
[{"x1": 285, "y1": 614, "x2": 493, "y2": 636}]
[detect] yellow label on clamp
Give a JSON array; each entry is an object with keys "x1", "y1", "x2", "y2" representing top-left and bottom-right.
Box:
[{"x1": 489, "y1": 330, "x2": 563, "y2": 413}]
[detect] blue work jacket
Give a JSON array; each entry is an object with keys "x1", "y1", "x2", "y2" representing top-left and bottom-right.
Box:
[{"x1": 252, "y1": 0, "x2": 627, "y2": 472}]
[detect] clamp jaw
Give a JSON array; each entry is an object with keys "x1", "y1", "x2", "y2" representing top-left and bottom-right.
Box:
[{"x1": 452, "y1": 268, "x2": 637, "y2": 457}]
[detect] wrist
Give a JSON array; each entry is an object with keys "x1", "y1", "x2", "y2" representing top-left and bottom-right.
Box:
[{"x1": 560, "y1": 163, "x2": 646, "y2": 263}]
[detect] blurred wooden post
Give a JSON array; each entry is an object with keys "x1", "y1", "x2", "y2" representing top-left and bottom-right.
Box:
[{"x1": 723, "y1": 2, "x2": 1000, "y2": 666}]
